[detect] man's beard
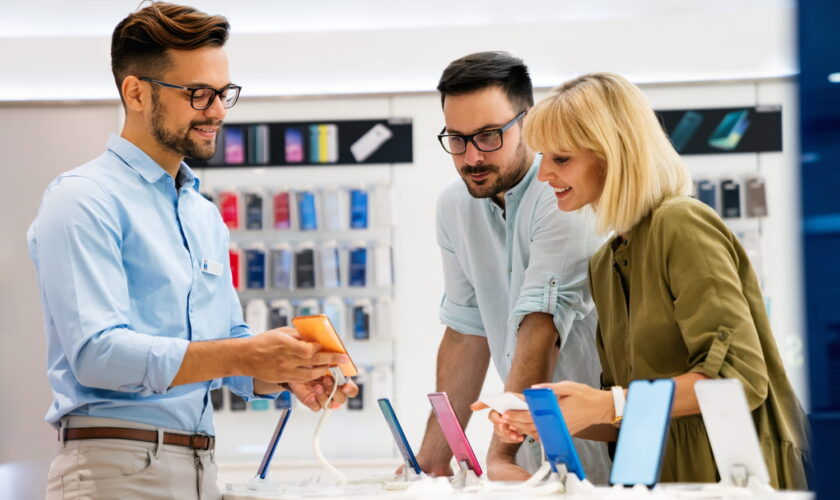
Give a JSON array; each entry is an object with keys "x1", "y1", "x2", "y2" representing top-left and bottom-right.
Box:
[
  {"x1": 459, "y1": 140, "x2": 530, "y2": 199},
  {"x1": 151, "y1": 91, "x2": 220, "y2": 161}
]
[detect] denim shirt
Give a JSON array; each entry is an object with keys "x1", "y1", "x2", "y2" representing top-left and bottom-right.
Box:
[
  {"x1": 28, "y1": 134, "x2": 268, "y2": 435},
  {"x1": 437, "y1": 155, "x2": 603, "y2": 386}
]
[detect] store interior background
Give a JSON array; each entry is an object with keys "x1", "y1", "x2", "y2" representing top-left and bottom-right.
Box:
[{"x1": 0, "y1": 0, "x2": 816, "y2": 498}]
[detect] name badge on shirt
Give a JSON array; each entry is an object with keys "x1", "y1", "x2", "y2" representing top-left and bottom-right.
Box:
[{"x1": 201, "y1": 258, "x2": 223, "y2": 277}]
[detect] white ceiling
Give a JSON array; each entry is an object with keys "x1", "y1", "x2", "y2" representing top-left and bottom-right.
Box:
[{"x1": 0, "y1": 0, "x2": 795, "y2": 37}]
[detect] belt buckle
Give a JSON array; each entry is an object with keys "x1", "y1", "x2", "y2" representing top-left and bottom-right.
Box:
[{"x1": 190, "y1": 433, "x2": 212, "y2": 450}]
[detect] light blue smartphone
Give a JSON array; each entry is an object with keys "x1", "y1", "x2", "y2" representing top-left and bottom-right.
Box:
[
  {"x1": 377, "y1": 398, "x2": 422, "y2": 475},
  {"x1": 523, "y1": 388, "x2": 586, "y2": 479},
  {"x1": 609, "y1": 379, "x2": 675, "y2": 487}
]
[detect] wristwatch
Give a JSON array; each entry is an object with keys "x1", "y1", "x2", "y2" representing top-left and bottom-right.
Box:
[{"x1": 610, "y1": 386, "x2": 625, "y2": 427}]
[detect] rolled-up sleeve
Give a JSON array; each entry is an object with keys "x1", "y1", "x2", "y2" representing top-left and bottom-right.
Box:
[
  {"x1": 436, "y1": 196, "x2": 485, "y2": 336},
  {"x1": 658, "y1": 202, "x2": 769, "y2": 410},
  {"x1": 31, "y1": 176, "x2": 188, "y2": 396},
  {"x1": 510, "y1": 196, "x2": 600, "y2": 349}
]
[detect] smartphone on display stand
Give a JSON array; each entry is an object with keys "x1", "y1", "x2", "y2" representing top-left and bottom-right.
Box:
[
  {"x1": 377, "y1": 398, "x2": 422, "y2": 476},
  {"x1": 427, "y1": 392, "x2": 482, "y2": 477}
]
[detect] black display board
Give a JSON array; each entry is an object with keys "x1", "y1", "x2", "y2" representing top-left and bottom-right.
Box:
[
  {"x1": 656, "y1": 106, "x2": 782, "y2": 155},
  {"x1": 190, "y1": 118, "x2": 412, "y2": 168}
]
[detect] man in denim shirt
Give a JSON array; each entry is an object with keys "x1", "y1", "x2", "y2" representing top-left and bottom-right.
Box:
[
  {"x1": 413, "y1": 52, "x2": 610, "y2": 483},
  {"x1": 28, "y1": 4, "x2": 355, "y2": 499}
]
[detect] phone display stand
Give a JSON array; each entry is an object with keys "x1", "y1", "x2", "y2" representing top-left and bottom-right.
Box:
[
  {"x1": 449, "y1": 460, "x2": 480, "y2": 489},
  {"x1": 244, "y1": 476, "x2": 283, "y2": 492},
  {"x1": 694, "y1": 379, "x2": 775, "y2": 495},
  {"x1": 552, "y1": 463, "x2": 592, "y2": 494}
]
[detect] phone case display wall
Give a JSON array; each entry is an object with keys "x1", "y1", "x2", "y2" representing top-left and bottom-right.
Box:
[
  {"x1": 191, "y1": 119, "x2": 413, "y2": 168},
  {"x1": 658, "y1": 106, "x2": 782, "y2": 155},
  {"x1": 204, "y1": 181, "x2": 398, "y2": 461}
]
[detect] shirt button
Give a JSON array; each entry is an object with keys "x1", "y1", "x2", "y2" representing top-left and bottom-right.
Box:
[
  {"x1": 623, "y1": 259, "x2": 629, "y2": 266},
  {"x1": 718, "y1": 332, "x2": 728, "y2": 340},
  {"x1": 508, "y1": 268, "x2": 512, "y2": 273},
  {"x1": 550, "y1": 279, "x2": 558, "y2": 287}
]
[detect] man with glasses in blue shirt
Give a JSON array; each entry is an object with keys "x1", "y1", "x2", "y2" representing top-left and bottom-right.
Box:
[
  {"x1": 411, "y1": 52, "x2": 610, "y2": 483},
  {"x1": 28, "y1": 4, "x2": 356, "y2": 499}
]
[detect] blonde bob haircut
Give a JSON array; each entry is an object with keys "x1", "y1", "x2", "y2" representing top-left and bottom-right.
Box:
[{"x1": 523, "y1": 72, "x2": 692, "y2": 235}]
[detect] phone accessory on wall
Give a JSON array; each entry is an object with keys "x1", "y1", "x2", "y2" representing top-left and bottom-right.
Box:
[
  {"x1": 349, "y1": 188, "x2": 369, "y2": 229},
  {"x1": 297, "y1": 190, "x2": 318, "y2": 231},
  {"x1": 245, "y1": 299, "x2": 269, "y2": 333},
  {"x1": 270, "y1": 244, "x2": 294, "y2": 290},
  {"x1": 219, "y1": 190, "x2": 240, "y2": 229},
  {"x1": 745, "y1": 175, "x2": 768, "y2": 218},
  {"x1": 322, "y1": 296, "x2": 346, "y2": 338},
  {"x1": 351, "y1": 123, "x2": 393, "y2": 162},
  {"x1": 229, "y1": 245, "x2": 241, "y2": 290},
  {"x1": 284, "y1": 127, "x2": 304, "y2": 164},
  {"x1": 669, "y1": 111, "x2": 704, "y2": 153},
  {"x1": 224, "y1": 126, "x2": 245, "y2": 165},
  {"x1": 244, "y1": 191, "x2": 265, "y2": 230},
  {"x1": 320, "y1": 187, "x2": 345, "y2": 231},
  {"x1": 295, "y1": 299, "x2": 321, "y2": 317},
  {"x1": 294, "y1": 244, "x2": 316, "y2": 289},
  {"x1": 708, "y1": 110, "x2": 751, "y2": 151},
  {"x1": 350, "y1": 299, "x2": 372, "y2": 340},
  {"x1": 272, "y1": 190, "x2": 292, "y2": 230},
  {"x1": 245, "y1": 245, "x2": 267, "y2": 290},
  {"x1": 320, "y1": 242, "x2": 341, "y2": 288},
  {"x1": 721, "y1": 179, "x2": 742, "y2": 218},
  {"x1": 268, "y1": 299, "x2": 293, "y2": 329},
  {"x1": 696, "y1": 179, "x2": 718, "y2": 212},
  {"x1": 348, "y1": 244, "x2": 368, "y2": 287}
]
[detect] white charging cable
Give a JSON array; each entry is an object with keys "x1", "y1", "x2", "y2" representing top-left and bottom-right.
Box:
[{"x1": 311, "y1": 367, "x2": 348, "y2": 486}]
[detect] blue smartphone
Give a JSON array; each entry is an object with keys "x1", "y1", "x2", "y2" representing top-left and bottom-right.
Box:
[
  {"x1": 297, "y1": 191, "x2": 318, "y2": 231},
  {"x1": 609, "y1": 379, "x2": 675, "y2": 487},
  {"x1": 349, "y1": 189, "x2": 369, "y2": 229},
  {"x1": 349, "y1": 247, "x2": 367, "y2": 287},
  {"x1": 523, "y1": 388, "x2": 586, "y2": 479},
  {"x1": 377, "y1": 398, "x2": 422, "y2": 475},
  {"x1": 257, "y1": 392, "x2": 293, "y2": 480}
]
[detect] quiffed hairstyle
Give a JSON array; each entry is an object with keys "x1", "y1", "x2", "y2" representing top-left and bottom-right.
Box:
[
  {"x1": 111, "y1": 1, "x2": 230, "y2": 102},
  {"x1": 523, "y1": 72, "x2": 692, "y2": 235},
  {"x1": 437, "y1": 51, "x2": 533, "y2": 112}
]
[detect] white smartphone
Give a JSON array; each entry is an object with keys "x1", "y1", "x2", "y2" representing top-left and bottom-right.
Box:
[{"x1": 478, "y1": 392, "x2": 529, "y2": 413}]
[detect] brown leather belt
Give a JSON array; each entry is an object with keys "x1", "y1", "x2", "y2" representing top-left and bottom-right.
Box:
[{"x1": 62, "y1": 427, "x2": 215, "y2": 450}]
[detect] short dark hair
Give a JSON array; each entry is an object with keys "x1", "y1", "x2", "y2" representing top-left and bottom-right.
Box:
[
  {"x1": 437, "y1": 51, "x2": 534, "y2": 111},
  {"x1": 111, "y1": 1, "x2": 230, "y2": 102}
]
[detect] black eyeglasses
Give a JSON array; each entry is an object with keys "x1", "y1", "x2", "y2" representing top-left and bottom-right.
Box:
[
  {"x1": 139, "y1": 77, "x2": 242, "y2": 110},
  {"x1": 437, "y1": 110, "x2": 527, "y2": 155}
]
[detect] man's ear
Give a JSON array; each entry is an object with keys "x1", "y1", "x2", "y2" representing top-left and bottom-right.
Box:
[{"x1": 121, "y1": 75, "x2": 146, "y2": 113}]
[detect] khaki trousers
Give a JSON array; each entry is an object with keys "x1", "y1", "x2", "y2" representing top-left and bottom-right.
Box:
[{"x1": 46, "y1": 416, "x2": 221, "y2": 500}]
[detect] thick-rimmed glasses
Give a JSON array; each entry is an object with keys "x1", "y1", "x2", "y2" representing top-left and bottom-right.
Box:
[
  {"x1": 437, "y1": 110, "x2": 527, "y2": 155},
  {"x1": 139, "y1": 76, "x2": 242, "y2": 110}
]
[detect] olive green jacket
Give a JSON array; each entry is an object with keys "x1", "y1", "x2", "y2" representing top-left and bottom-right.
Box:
[{"x1": 589, "y1": 196, "x2": 810, "y2": 489}]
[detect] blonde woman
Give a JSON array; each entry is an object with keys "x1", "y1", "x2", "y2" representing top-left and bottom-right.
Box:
[{"x1": 496, "y1": 73, "x2": 809, "y2": 489}]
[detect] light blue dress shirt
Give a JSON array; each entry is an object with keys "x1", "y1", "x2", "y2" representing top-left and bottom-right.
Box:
[
  {"x1": 436, "y1": 155, "x2": 611, "y2": 482},
  {"x1": 28, "y1": 134, "x2": 267, "y2": 435}
]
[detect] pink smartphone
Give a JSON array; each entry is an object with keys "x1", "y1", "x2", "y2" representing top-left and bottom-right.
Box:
[{"x1": 427, "y1": 392, "x2": 483, "y2": 476}]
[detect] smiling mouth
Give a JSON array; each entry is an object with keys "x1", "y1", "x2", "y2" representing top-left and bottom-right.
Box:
[{"x1": 554, "y1": 186, "x2": 572, "y2": 198}]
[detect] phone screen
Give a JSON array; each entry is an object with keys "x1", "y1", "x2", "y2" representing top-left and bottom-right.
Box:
[{"x1": 610, "y1": 379, "x2": 675, "y2": 487}]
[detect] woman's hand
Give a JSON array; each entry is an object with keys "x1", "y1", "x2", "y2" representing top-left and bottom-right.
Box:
[{"x1": 531, "y1": 381, "x2": 614, "y2": 435}]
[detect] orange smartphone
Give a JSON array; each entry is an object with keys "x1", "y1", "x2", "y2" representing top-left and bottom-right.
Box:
[{"x1": 291, "y1": 314, "x2": 358, "y2": 378}]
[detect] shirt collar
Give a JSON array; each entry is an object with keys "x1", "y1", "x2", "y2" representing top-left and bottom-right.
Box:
[
  {"x1": 106, "y1": 134, "x2": 200, "y2": 191},
  {"x1": 486, "y1": 153, "x2": 541, "y2": 212}
]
